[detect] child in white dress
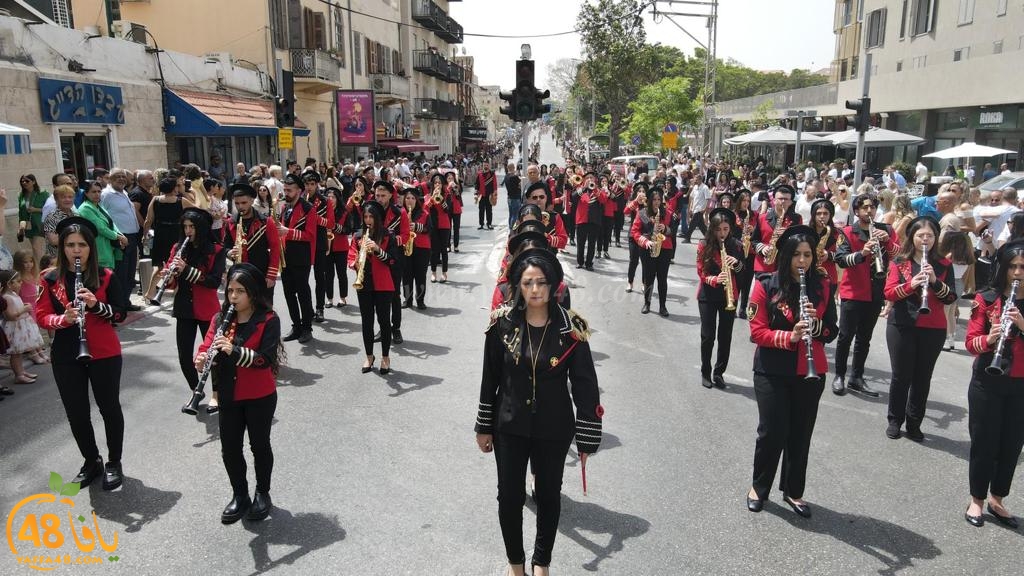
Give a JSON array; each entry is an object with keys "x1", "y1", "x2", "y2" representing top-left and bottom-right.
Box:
[{"x1": 1, "y1": 270, "x2": 45, "y2": 384}]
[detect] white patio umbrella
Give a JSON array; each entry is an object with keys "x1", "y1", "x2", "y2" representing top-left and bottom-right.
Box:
[
  {"x1": 922, "y1": 142, "x2": 1015, "y2": 159},
  {"x1": 0, "y1": 122, "x2": 31, "y2": 155},
  {"x1": 724, "y1": 125, "x2": 826, "y2": 146},
  {"x1": 828, "y1": 127, "x2": 924, "y2": 148}
]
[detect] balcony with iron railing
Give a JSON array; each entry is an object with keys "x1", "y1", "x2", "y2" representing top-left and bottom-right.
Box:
[
  {"x1": 411, "y1": 0, "x2": 463, "y2": 44},
  {"x1": 370, "y1": 73, "x2": 410, "y2": 102},
  {"x1": 413, "y1": 50, "x2": 464, "y2": 84},
  {"x1": 414, "y1": 98, "x2": 464, "y2": 122},
  {"x1": 290, "y1": 49, "x2": 340, "y2": 87}
]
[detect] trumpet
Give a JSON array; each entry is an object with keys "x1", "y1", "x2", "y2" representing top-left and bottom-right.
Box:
[
  {"x1": 918, "y1": 243, "x2": 931, "y2": 314},
  {"x1": 986, "y1": 279, "x2": 1020, "y2": 376},
  {"x1": 352, "y1": 232, "x2": 369, "y2": 290},
  {"x1": 432, "y1": 183, "x2": 444, "y2": 204},
  {"x1": 183, "y1": 304, "x2": 236, "y2": 415},
  {"x1": 721, "y1": 243, "x2": 735, "y2": 311},
  {"x1": 569, "y1": 173, "x2": 584, "y2": 187},
  {"x1": 151, "y1": 238, "x2": 189, "y2": 304},
  {"x1": 351, "y1": 188, "x2": 365, "y2": 205},
  {"x1": 73, "y1": 258, "x2": 91, "y2": 362},
  {"x1": 404, "y1": 230, "x2": 416, "y2": 257},
  {"x1": 798, "y1": 267, "x2": 819, "y2": 381}
]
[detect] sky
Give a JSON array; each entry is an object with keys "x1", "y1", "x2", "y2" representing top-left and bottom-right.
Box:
[{"x1": 449, "y1": 0, "x2": 836, "y2": 93}]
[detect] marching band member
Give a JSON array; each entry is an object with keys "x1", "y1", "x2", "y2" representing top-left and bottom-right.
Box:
[
  {"x1": 36, "y1": 217, "x2": 127, "y2": 490},
  {"x1": 276, "y1": 174, "x2": 316, "y2": 343},
  {"x1": 631, "y1": 187, "x2": 674, "y2": 316},
  {"x1": 447, "y1": 171, "x2": 464, "y2": 253},
  {"x1": 374, "y1": 181, "x2": 410, "y2": 345},
  {"x1": 574, "y1": 173, "x2": 605, "y2": 271},
  {"x1": 746, "y1": 225, "x2": 838, "y2": 517},
  {"x1": 754, "y1": 184, "x2": 801, "y2": 275},
  {"x1": 963, "y1": 241, "x2": 1024, "y2": 528},
  {"x1": 733, "y1": 190, "x2": 759, "y2": 318},
  {"x1": 195, "y1": 263, "x2": 281, "y2": 524},
  {"x1": 225, "y1": 183, "x2": 280, "y2": 291},
  {"x1": 303, "y1": 172, "x2": 336, "y2": 323},
  {"x1": 611, "y1": 177, "x2": 629, "y2": 248},
  {"x1": 162, "y1": 208, "x2": 226, "y2": 412},
  {"x1": 325, "y1": 186, "x2": 356, "y2": 308},
  {"x1": 598, "y1": 175, "x2": 615, "y2": 259},
  {"x1": 475, "y1": 161, "x2": 497, "y2": 230},
  {"x1": 623, "y1": 183, "x2": 648, "y2": 293},
  {"x1": 883, "y1": 216, "x2": 957, "y2": 441},
  {"x1": 475, "y1": 245, "x2": 602, "y2": 576},
  {"x1": 697, "y1": 207, "x2": 744, "y2": 388},
  {"x1": 350, "y1": 201, "x2": 400, "y2": 375},
  {"x1": 522, "y1": 182, "x2": 568, "y2": 252},
  {"x1": 809, "y1": 198, "x2": 842, "y2": 295},
  {"x1": 833, "y1": 193, "x2": 899, "y2": 397},
  {"x1": 492, "y1": 217, "x2": 571, "y2": 311},
  {"x1": 403, "y1": 189, "x2": 432, "y2": 310},
  {"x1": 425, "y1": 174, "x2": 452, "y2": 284}
]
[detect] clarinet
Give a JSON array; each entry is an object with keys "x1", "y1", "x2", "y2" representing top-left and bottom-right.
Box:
[
  {"x1": 73, "y1": 258, "x2": 91, "y2": 362},
  {"x1": 918, "y1": 243, "x2": 931, "y2": 314},
  {"x1": 182, "y1": 304, "x2": 236, "y2": 415},
  {"x1": 986, "y1": 279, "x2": 1020, "y2": 376},
  {"x1": 798, "y1": 268, "x2": 819, "y2": 381},
  {"x1": 152, "y1": 237, "x2": 190, "y2": 304}
]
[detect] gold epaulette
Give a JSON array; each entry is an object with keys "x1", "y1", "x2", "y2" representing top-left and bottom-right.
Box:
[
  {"x1": 487, "y1": 303, "x2": 513, "y2": 331},
  {"x1": 567, "y1": 309, "x2": 591, "y2": 342}
]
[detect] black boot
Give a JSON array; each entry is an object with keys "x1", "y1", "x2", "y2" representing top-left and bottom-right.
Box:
[
  {"x1": 102, "y1": 462, "x2": 123, "y2": 491},
  {"x1": 392, "y1": 328, "x2": 404, "y2": 345},
  {"x1": 221, "y1": 493, "x2": 252, "y2": 524},
  {"x1": 312, "y1": 308, "x2": 325, "y2": 323},
  {"x1": 247, "y1": 491, "x2": 273, "y2": 521},
  {"x1": 641, "y1": 286, "x2": 653, "y2": 314},
  {"x1": 415, "y1": 285, "x2": 426, "y2": 310},
  {"x1": 402, "y1": 285, "x2": 413, "y2": 309},
  {"x1": 832, "y1": 375, "x2": 846, "y2": 396},
  {"x1": 72, "y1": 457, "x2": 103, "y2": 487},
  {"x1": 297, "y1": 326, "x2": 313, "y2": 344},
  {"x1": 283, "y1": 327, "x2": 301, "y2": 342}
]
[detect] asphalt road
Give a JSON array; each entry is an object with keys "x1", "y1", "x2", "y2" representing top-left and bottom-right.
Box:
[{"x1": 1, "y1": 133, "x2": 1021, "y2": 575}]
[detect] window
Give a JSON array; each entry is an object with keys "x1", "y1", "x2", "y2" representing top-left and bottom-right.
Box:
[
  {"x1": 953, "y1": 47, "x2": 969, "y2": 61},
  {"x1": 353, "y1": 32, "x2": 362, "y2": 76},
  {"x1": 857, "y1": 0, "x2": 865, "y2": 21},
  {"x1": 332, "y1": 6, "x2": 345, "y2": 66},
  {"x1": 867, "y1": 8, "x2": 887, "y2": 48},
  {"x1": 994, "y1": 40, "x2": 1003, "y2": 54},
  {"x1": 839, "y1": 59, "x2": 848, "y2": 81},
  {"x1": 997, "y1": 0, "x2": 1008, "y2": 16},
  {"x1": 957, "y1": 0, "x2": 975, "y2": 25},
  {"x1": 51, "y1": 0, "x2": 72, "y2": 28},
  {"x1": 913, "y1": 55, "x2": 927, "y2": 68},
  {"x1": 270, "y1": 0, "x2": 288, "y2": 49},
  {"x1": 851, "y1": 56, "x2": 859, "y2": 79},
  {"x1": 911, "y1": 0, "x2": 936, "y2": 36},
  {"x1": 303, "y1": 8, "x2": 326, "y2": 50},
  {"x1": 896, "y1": 60, "x2": 903, "y2": 71},
  {"x1": 842, "y1": 0, "x2": 853, "y2": 26},
  {"x1": 899, "y1": 0, "x2": 908, "y2": 38}
]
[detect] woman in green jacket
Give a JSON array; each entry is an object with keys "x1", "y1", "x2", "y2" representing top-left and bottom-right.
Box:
[
  {"x1": 18, "y1": 173, "x2": 51, "y2": 265},
  {"x1": 77, "y1": 180, "x2": 127, "y2": 269}
]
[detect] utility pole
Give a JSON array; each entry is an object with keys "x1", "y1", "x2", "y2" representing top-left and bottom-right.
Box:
[{"x1": 847, "y1": 51, "x2": 873, "y2": 225}]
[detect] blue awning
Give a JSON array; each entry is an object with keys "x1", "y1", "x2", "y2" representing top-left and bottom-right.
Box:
[
  {"x1": 164, "y1": 88, "x2": 310, "y2": 137},
  {"x1": 0, "y1": 122, "x2": 31, "y2": 155}
]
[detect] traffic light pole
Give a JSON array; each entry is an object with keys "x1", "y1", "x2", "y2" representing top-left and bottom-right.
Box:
[
  {"x1": 521, "y1": 122, "x2": 530, "y2": 171},
  {"x1": 851, "y1": 52, "x2": 872, "y2": 204}
]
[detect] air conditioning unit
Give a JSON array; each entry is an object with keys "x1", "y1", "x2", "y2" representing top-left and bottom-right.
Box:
[
  {"x1": 372, "y1": 76, "x2": 391, "y2": 93},
  {"x1": 204, "y1": 52, "x2": 233, "y2": 66},
  {"x1": 110, "y1": 20, "x2": 147, "y2": 44}
]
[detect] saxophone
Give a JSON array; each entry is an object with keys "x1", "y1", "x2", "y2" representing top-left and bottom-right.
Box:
[
  {"x1": 271, "y1": 202, "x2": 285, "y2": 270},
  {"x1": 234, "y1": 217, "x2": 246, "y2": 264},
  {"x1": 763, "y1": 221, "x2": 786, "y2": 266},
  {"x1": 816, "y1": 225, "x2": 830, "y2": 274},
  {"x1": 404, "y1": 228, "x2": 417, "y2": 256},
  {"x1": 741, "y1": 215, "x2": 752, "y2": 258},
  {"x1": 352, "y1": 232, "x2": 369, "y2": 290},
  {"x1": 721, "y1": 243, "x2": 735, "y2": 311},
  {"x1": 650, "y1": 212, "x2": 665, "y2": 258}
]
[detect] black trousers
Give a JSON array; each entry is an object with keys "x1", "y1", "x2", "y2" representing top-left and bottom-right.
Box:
[
  {"x1": 627, "y1": 239, "x2": 641, "y2": 284},
  {"x1": 390, "y1": 257, "x2": 404, "y2": 330},
  {"x1": 313, "y1": 248, "x2": 333, "y2": 310},
  {"x1": 598, "y1": 219, "x2": 613, "y2": 253},
  {"x1": 403, "y1": 247, "x2": 430, "y2": 305},
  {"x1": 683, "y1": 212, "x2": 707, "y2": 242},
  {"x1": 281, "y1": 263, "x2": 313, "y2": 331},
  {"x1": 886, "y1": 325, "x2": 945, "y2": 427},
  {"x1": 968, "y1": 376, "x2": 1024, "y2": 499},
  {"x1": 640, "y1": 250, "x2": 671, "y2": 306},
  {"x1": 751, "y1": 373, "x2": 824, "y2": 500},
  {"x1": 698, "y1": 301, "x2": 735, "y2": 377},
  {"x1": 324, "y1": 251, "x2": 348, "y2": 300},
  {"x1": 835, "y1": 298, "x2": 883, "y2": 378},
  {"x1": 177, "y1": 318, "x2": 211, "y2": 391},
  {"x1": 451, "y1": 215, "x2": 461, "y2": 248},
  {"x1": 494, "y1": 432, "x2": 571, "y2": 567},
  {"x1": 613, "y1": 212, "x2": 625, "y2": 245},
  {"x1": 564, "y1": 210, "x2": 576, "y2": 241},
  {"x1": 219, "y1": 392, "x2": 276, "y2": 498},
  {"x1": 357, "y1": 289, "x2": 392, "y2": 357},
  {"x1": 576, "y1": 223, "x2": 597, "y2": 267},
  {"x1": 430, "y1": 229, "x2": 451, "y2": 273},
  {"x1": 114, "y1": 232, "x2": 140, "y2": 307},
  {"x1": 478, "y1": 200, "x2": 493, "y2": 227},
  {"x1": 54, "y1": 356, "x2": 124, "y2": 464}
]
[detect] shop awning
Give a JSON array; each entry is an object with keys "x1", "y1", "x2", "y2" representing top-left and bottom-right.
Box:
[
  {"x1": 164, "y1": 88, "x2": 310, "y2": 137},
  {"x1": 0, "y1": 122, "x2": 31, "y2": 155},
  {"x1": 376, "y1": 139, "x2": 439, "y2": 152}
]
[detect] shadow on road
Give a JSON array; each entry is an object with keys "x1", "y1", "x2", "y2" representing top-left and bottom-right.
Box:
[
  {"x1": 383, "y1": 370, "x2": 444, "y2": 397},
  {"x1": 417, "y1": 306, "x2": 463, "y2": 318},
  {"x1": 555, "y1": 494, "x2": 651, "y2": 572},
  {"x1": 277, "y1": 365, "x2": 325, "y2": 388},
  {"x1": 766, "y1": 502, "x2": 941, "y2": 576},
  {"x1": 243, "y1": 507, "x2": 346, "y2": 575},
  {"x1": 565, "y1": 432, "x2": 623, "y2": 468},
  {"x1": 394, "y1": 338, "x2": 452, "y2": 359},
  {"x1": 88, "y1": 476, "x2": 183, "y2": 534},
  {"x1": 294, "y1": 337, "x2": 360, "y2": 361}
]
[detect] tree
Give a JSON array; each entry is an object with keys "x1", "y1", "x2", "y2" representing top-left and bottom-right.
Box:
[
  {"x1": 623, "y1": 76, "x2": 700, "y2": 153},
  {"x1": 546, "y1": 58, "x2": 582, "y2": 103}
]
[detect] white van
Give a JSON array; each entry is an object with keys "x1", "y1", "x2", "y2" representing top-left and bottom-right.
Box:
[{"x1": 607, "y1": 155, "x2": 659, "y2": 176}]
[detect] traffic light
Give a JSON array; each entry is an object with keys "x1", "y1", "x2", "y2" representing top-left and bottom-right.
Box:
[
  {"x1": 845, "y1": 97, "x2": 871, "y2": 133},
  {"x1": 276, "y1": 70, "x2": 295, "y2": 128},
  {"x1": 499, "y1": 90, "x2": 520, "y2": 122},
  {"x1": 514, "y1": 59, "x2": 537, "y2": 121},
  {"x1": 534, "y1": 88, "x2": 551, "y2": 119}
]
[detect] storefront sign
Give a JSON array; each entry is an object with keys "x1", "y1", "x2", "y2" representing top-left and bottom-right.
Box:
[
  {"x1": 277, "y1": 128, "x2": 293, "y2": 150},
  {"x1": 974, "y1": 107, "x2": 1018, "y2": 129},
  {"x1": 38, "y1": 79, "x2": 125, "y2": 125},
  {"x1": 336, "y1": 90, "x2": 375, "y2": 146},
  {"x1": 461, "y1": 126, "x2": 488, "y2": 140}
]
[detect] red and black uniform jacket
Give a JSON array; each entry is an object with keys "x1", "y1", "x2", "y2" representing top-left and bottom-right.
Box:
[
  {"x1": 383, "y1": 203, "x2": 411, "y2": 250},
  {"x1": 966, "y1": 291, "x2": 1024, "y2": 378},
  {"x1": 541, "y1": 211, "x2": 569, "y2": 251},
  {"x1": 282, "y1": 198, "x2": 317, "y2": 266},
  {"x1": 225, "y1": 213, "x2": 281, "y2": 283},
  {"x1": 754, "y1": 210, "x2": 802, "y2": 274},
  {"x1": 451, "y1": 182, "x2": 464, "y2": 215},
  {"x1": 748, "y1": 274, "x2": 838, "y2": 378},
  {"x1": 348, "y1": 231, "x2": 399, "y2": 292},
  {"x1": 611, "y1": 186, "x2": 629, "y2": 217},
  {"x1": 37, "y1": 268, "x2": 126, "y2": 363},
  {"x1": 883, "y1": 257, "x2": 957, "y2": 329},
  {"x1": 733, "y1": 210, "x2": 760, "y2": 261},
  {"x1": 166, "y1": 241, "x2": 226, "y2": 322},
  {"x1": 602, "y1": 188, "x2": 617, "y2": 218},
  {"x1": 836, "y1": 222, "x2": 899, "y2": 302},
  {"x1": 331, "y1": 195, "x2": 358, "y2": 254},
  {"x1": 630, "y1": 206, "x2": 675, "y2": 253},
  {"x1": 200, "y1": 310, "x2": 279, "y2": 407},
  {"x1": 475, "y1": 171, "x2": 498, "y2": 202},
  {"x1": 308, "y1": 190, "x2": 336, "y2": 257},
  {"x1": 476, "y1": 305, "x2": 603, "y2": 454},
  {"x1": 410, "y1": 207, "x2": 432, "y2": 250},
  {"x1": 813, "y1": 225, "x2": 843, "y2": 286},
  {"x1": 574, "y1": 189, "x2": 606, "y2": 226},
  {"x1": 696, "y1": 238, "x2": 744, "y2": 303},
  {"x1": 424, "y1": 189, "x2": 453, "y2": 230}
]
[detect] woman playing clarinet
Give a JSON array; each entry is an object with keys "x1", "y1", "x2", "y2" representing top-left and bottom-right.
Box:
[{"x1": 697, "y1": 208, "x2": 743, "y2": 388}]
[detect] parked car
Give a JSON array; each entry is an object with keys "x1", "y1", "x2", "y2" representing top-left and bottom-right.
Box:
[
  {"x1": 607, "y1": 155, "x2": 659, "y2": 176},
  {"x1": 979, "y1": 172, "x2": 1024, "y2": 193}
]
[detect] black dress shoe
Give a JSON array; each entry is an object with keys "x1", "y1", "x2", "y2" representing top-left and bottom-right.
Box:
[
  {"x1": 712, "y1": 375, "x2": 727, "y2": 389},
  {"x1": 283, "y1": 329, "x2": 300, "y2": 342},
  {"x1": 125, "y1": 304, "x2": 143, "y2": 312},
  {"x1": 392, "y1": 329, "x2": 403, "y2": 345},
  {"x1": 701, "y1": 376, "x2": 713, "y2": 389},
  {"x1": 885, "y1": 423, "x2": 902, "y2": 439},
  {"x1": 361, "y1": 356, "x2": 375, "y2": 374},
  {"x1": 222, "y1": 494, "x2": 252, "y2": 524},
  {"x1": 641, "y1": 302, "x2": 651, "y2": 314},
  {"x1": 324, "y1": 301, "x2": 334, "y2": 308},
  {"x1": 987, "y1": 503, "x2": 1019, "y2": 529},
  {"x1": 402, "y1": 299, "x2": 412, "y2": 309},
  {"x1": 416, "y1": 301, "x2": 426, "y2": 310},
  {"x1": 783, "y1": 495, "x2": 812, "y2": 518},
  {"x1": 102, "y1": 462, "x2": 123, "y2": 491},
  {"x1": 904, "y1": 423, "x2": 924, "y2": 442},
  {"x1": 964, "y1": 511, "x2": 985, "y2": 527},
  {"x1": 585, "y1": 264, "x2": 594, "y2": 271},
  {"x1": 658, "y1": 306, "x2": 669, "y2": 317},
  {"x1": 746, "y1": 494, "x2": 764, "y2": 513},
  {"x1": 312, "y1": 310, "x2": 325, "y2": 323},
  {"x1": 72, "y1": 457, "x2": 103, "y2": 487},
  {"x1": 297, "y1": 329, "x2": 313, "y2": 344},
  {"x1": 847, "y1": 377, "x2": 880, "y2": 397},
  {"x1": 247, "y1": 491, "x2": 273, "y2": 521},
  {"x1": 831, "y1": 375, "x2": 847, "y2": 396}
]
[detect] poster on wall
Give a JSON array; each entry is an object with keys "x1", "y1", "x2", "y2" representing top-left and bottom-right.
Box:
[{"x1": 336, "y1": 90, "x2": 375, "y2": 147}]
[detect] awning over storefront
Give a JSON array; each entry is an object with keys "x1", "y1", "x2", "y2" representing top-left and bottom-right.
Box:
[
  {"x1": 164, "y1": 88, "x2": 310, "y2": 137},
  {"x1": 0, "y1": 122, "x2": 31, "y2": 155},
  {"x1": 376, "y1": 138, "x2": 439, "y2": 152}
]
